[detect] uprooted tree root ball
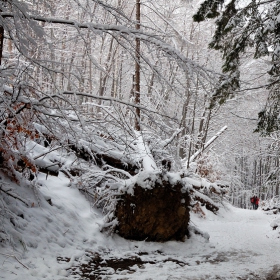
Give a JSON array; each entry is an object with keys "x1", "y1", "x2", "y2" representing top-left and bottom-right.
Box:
[{"x1": 114, "y1": 173, "x2": 191, "y2": 242}]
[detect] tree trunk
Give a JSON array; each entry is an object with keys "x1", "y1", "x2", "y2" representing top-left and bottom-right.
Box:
[
  {"x1": 0, "y1": 5, "x2": 4, "y2": 65},
  {"x1": 134, "y1": 0, "x2": 141, "y2": 131}
]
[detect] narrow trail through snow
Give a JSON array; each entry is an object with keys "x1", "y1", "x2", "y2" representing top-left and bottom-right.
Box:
[
  {"x1": 85, "y1": 204, "x2": 280, "y2": 280},
  {"x1": 69, "y1": 202, "x2": 280, "y2": 280},
  {"x1": 189, "y1": 206, "x2": 280, "y2": 279}
]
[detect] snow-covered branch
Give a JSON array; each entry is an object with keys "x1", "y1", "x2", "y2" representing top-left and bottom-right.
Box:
[
  {"x1": 134, "y1": 131, "x2": 158, "y2": 172},
  {"x1": 60, "y1": 91, "x2": 177, "y2": 120},
  {"x1": 0, "y1": 12, "x2": 216, "y2": 80},
  {"x1": 189, "y1": 126, "x2": 228, "y2": 164},
  {"x1": 0, "y1": 253, "x2": 29, "y2": 270},
  {"x1": 160, "y1": 128, "x2": 183, "y2": 149}
]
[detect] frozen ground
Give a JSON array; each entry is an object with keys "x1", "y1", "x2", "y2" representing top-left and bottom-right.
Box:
[{"x1": 1, "y1": 172, "x2": 280, "y2": 280}]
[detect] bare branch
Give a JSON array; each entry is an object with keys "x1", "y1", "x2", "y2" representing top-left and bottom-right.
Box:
[
  {"x1": 0, "y1": 253, "x2": 29, "y2": 270},
  {"x1": 0, "y1": 187, "x2": 29, "y2": 207},
  {"x1": 0, "y1": 12, "x2": 217, "y2": 79},
  {"x1": 61, "y1": 91, "x2": 177, "y2": 120}
]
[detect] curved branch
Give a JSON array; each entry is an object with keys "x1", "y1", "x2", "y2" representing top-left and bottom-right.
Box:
[
  {"x1": 62, "y1": 91, "x2": 176, "y2": 119},
  {"x1": 0, "y1": 12, "x2": 217, "y2": 79}
]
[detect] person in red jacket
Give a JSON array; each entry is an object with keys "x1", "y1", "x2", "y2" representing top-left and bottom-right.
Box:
[
  {"x1": 255, "y1": 196, "x2": 260, "y2": 210},
  {"x1": 250, "y1": 196, "x2": 255, "y2": 209}
]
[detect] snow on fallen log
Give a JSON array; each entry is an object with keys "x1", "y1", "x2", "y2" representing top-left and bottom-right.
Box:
[
  {"x1": 68, "y1": 139, "x2": 140, "y2": 175},
  {"x1": 26, "y1": 140, "x2": 70, "y2": 177},
  {"x1": 183, "y1": 176, "x2": 228, "y2": 196},
  {"x1": 34, "y1": 159, "x2": 59, "y2": 177},
  {"x1": 182, "y1": 175, "x2": 229, "y2": 213},
  {"x1": 191, "y1": 189, "x2": 219, "y2": 213},
  {"x1": 133, "y1": 131, "x2": 158, "y2": 172},
  {"x1": 34, "y1": 123, "x2": 140, "y2": 175}
]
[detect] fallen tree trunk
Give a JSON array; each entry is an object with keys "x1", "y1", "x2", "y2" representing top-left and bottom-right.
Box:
[
  {"x1": 191, "y1": 181, "x2": 228, "y2": 196},
  {"x1": 35, "y1": 132, "x2": 140, "y2": 176},
  {"x1": 37, "y1": 166, "x2": 59, "y2": 177},
  {"x1": 68, "y1": 140, "x2": 140, "y2": 175},
  {"x1": 191, "y1": 190, "x2": 219, "y2": 213}
]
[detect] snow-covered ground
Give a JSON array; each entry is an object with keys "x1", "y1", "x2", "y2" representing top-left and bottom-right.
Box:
[{"x1": 1, "y1": 172, "x2": 280, "y2": 280}]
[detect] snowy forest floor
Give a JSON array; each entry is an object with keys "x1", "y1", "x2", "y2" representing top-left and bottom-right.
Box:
[{"x1": 1, "y1": 173, "x2": 280, "y2": 280}]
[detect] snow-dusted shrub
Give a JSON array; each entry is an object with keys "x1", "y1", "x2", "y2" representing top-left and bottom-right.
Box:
[
  {"x1": 0, "y1": 95, "x2": 38, "y2": 182},
  {"x1": 270, "y1": 216, "x2": 280, "y2": 230},
  {"x1": 262, "y1": 195, "x2": 280, "y2": 214},
  {"x1": 196, "y1": 152, "x2": 227, "y2": 183}
]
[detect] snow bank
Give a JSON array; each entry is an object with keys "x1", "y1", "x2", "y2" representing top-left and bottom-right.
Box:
[{"x1": 0, "y1": 172, "x2": 106, "y2": 279}]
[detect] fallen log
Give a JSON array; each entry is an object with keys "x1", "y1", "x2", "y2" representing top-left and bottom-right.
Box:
[
  {"x1": 35, "y1": 131, "x2": 140, "y2": 176},
  {"x1": 191, "y1": 190, "x2": 219, "y2": 213},
  {"x1": 34, "y1": 159, "x2": 60, "y2": 177},
  {"x1": 37, "y1": 166, "x2": 59, "y2": 177},
  {"x1": 68, "y1": 141, "x2": 139, "y2": 175}
]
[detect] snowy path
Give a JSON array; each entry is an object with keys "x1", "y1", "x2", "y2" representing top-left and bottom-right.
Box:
[
  {"x1": 189, "y1": 206, "x2": 280, "y2": 279},
  {"x1": 1, "y1": 173, "x2": 280, "y2": 280},
  {"x1": 93, "y1": 205, "x2": 280, "y2": 280},
  {"x1": 63, "y1": 204, "x2": 280, "y2": 280}
]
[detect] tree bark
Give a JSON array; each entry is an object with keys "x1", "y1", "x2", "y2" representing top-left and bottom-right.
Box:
[
  {"x1": 0, "y1": 5, "x2": 4, "y2": 65},
  {"x1": 134, "y1": 0, "x2": 141, "y2": 131}
]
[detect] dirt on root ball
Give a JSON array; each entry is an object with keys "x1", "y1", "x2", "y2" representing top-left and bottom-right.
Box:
[{"x1": 115, "y1": 178, "x2": 190, "y2": 242}]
